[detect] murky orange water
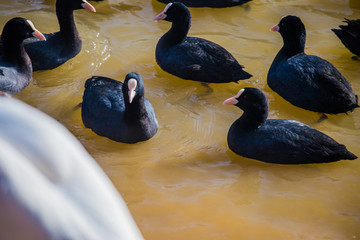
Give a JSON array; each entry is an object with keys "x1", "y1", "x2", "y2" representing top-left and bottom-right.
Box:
[{"x1": 1, "y1": 0, "x2": 359, "y2": 239}]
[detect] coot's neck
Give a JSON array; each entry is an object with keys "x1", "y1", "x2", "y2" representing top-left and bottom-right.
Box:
[
  {"x1": 279, "y1": 30, "x2": 306, "y2": 58},
  {"x1": 236, "y1": 105, "x2": 268, "y2": 129},
  {"x1": 124, "y1": 96, "x2": 148, "y2": 122},
  {"x1": 162, "y1": 17, "x2": 191, "y2": 46},
  {"x1": 56, "y1": 4, "x2": 79, "y2": 40},
  {"x1": 2, "y1": 35, "x2": 30, "y2": 67}
]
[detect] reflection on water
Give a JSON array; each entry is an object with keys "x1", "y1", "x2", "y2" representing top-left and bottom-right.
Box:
[{"x1": 1, "y1": 0, "x2": 360, "y2": 239}]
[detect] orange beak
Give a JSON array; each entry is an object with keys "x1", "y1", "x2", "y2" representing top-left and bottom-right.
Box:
[
  {"x1": 271, "y1": 24, "x2": 279, "y2": 32},
  {"x1": 154, "y1": 3, "x2": 172, "y2": 21},
  {"x1": 223, "y1": 97, "x2": 238, "y2": 105},
  {"x1": 32, "y1": 30, "x2": 46, "y2": 41},
  {"x1": 81, "y1": 1, "x2": 96, "y2": 13},
  {"x1": 26, "y1": 20, "x2": 46, "y2": 41}
]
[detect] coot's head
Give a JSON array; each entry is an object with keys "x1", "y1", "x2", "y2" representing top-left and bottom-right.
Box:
[
  {"x1": 122, "y1": 72, "x2": 145, "y2": 104},
  {"x1": 271, "y1": 15, "x2": 306, "y2": 44},
  {"x1": 1, "y1": 17, "x2": 46, "y2": 43},
  {"x1": 57, "y1": 0, "x2": 96, "y2": 12},
  {"x1": 154, "y1": 2, "x2": 191, "y2": 23},
  {"x1": 223, "y1": 87, "x2": 268, "y2": 116}
]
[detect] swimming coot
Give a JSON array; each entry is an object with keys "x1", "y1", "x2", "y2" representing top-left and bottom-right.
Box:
[
  {"x1": 0, "y1": 18, "x2": 46, "y2": 94},
  {"x1": 156, "y1": 0, "x2": 251, "y2": 8},
  {"x1": 81, "y1": 72, "x2": 158, "y2": 143},
  {"x1": 267, "y1": 15, "x2": 358, "y2": 114},
  {"x1": 223, "y1": 87, "x2": 357, "y2": 164},
  {"x1": 23, "y1": 0, "x2": 96, "y2": 71},
  {"x1": 154, "y1": 2, "x2": 252, "y2": 83},
  {"x1": 332, "y1": 18, "x2": 360, "y2": 57}
]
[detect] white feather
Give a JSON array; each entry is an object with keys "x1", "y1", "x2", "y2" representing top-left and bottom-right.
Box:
[{"x1": 0, "y1": 96, "x2": 144, "y2": 240}]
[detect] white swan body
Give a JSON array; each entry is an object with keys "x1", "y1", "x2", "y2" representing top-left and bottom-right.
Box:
[{"x1": 0, "y1": 96, "x2": 143, "y2": 240}]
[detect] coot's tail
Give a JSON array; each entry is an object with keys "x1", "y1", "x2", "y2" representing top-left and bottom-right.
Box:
[
  {"x1": 350, "y1": 95, "x2": 360, "y2": 112},
  {"x1": 233, "y1": 69, "x2": 252, "y2": 82},
  {"x1": 343, "y1": 151, "x2": 358, "y2": 160},
  {"x1": 331, "y1": 28, "x2": 343, "y2": 39},
  {"x1": 351, "y1": 104, "x2": 360, "y2": 112},
  {"x1": 322, "y1": 144, "x2": 358, "y2": 163},
  {"x1": 337, "y1": 144, "x2": 357, "y2": 160}
]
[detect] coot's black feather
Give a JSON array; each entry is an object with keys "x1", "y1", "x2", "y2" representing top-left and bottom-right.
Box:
[
  {"x1": 332, "y1": 18, "x2": 360, "y2": 56},
  {"x1": 157, "y1": 0, "x2": 251, "y2": 8},
  {"x1": 267, "y1": 15, "x2": 358, "y2": 114},
  {"x1": 81, "y1": 72, "x2": 158, "y2": 143},
  {"x1": 22, "y1": 0, "x2": 95, "y2": 71},
  {"x1": 155, "y1": 2, "x2": 251, "y2": 83},
  {"x1": 224, "y1": 87, "x2": 357, "y2": 164},
  {"x1": 0, "y1": 18, "x2": 45, "y2": 94}
]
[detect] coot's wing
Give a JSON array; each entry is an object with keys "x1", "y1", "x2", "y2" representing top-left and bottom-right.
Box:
[
  {"x1": 252, "y1": 120, "x2": 354, "y2": 163},
  {"x1": 0, "y1": 60, "x2": 31, "y2": 94},
  {"x1": 187, "y1": 37, "x2": 240, "y2": 68},
  {"x1": 82, "y1": 77, "x2": 124, "y2": 120},
  {"x1": 274, "y1": 119, "x2": 354, "y2": 161},
  {"x1": 176, "y1": 37, "x2": 247, "y2": 81},
  {"x1": 289, "y1": 55, "x2": 353, "y2": 91},
  {"x1": 283, "y1": 54, "x2": 356, "y2": 112},
  {"x1": 0, "y1": 66, "x2": 20, "y2": 93}
]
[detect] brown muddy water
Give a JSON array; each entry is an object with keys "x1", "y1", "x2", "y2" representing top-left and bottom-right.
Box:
[{"x1": 0, "y1": 0, "x2": 359, "y2": 239}]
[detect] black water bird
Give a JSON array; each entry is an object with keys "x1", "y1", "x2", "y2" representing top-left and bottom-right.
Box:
[
  {"x1": 332, "y1": 18, "x2": 360, "y2": 57},
  {"x1": 223, "y1": 87, "x2": 357, "y2": 164},
  {"x1": 0, "y1": 18, "x2": 46, "y2": 94},
  {"x1": 156, "y1": 0, "x2": 251, "y2": 8},
  {"x1": 81, "y1": 72, "x2": 158, "y2": 143},
  {"x1": 154, "y1": 2, "x2": 252, "y2": 83},
  {"x1": 22, "y1": 0, "x2": 96, "y2": 71},
  {"x1": 267, "y1": 15, "x2": 358, "y2": 114}
]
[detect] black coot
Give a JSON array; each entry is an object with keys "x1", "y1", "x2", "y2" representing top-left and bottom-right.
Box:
[
  {"x1": 267, "y1": 15, "x2": 358, "y2": 114},
  {"x1": 223, "y1": 87, "x2": 357, "y2": 164},
  {"x1": 332, "y1": 18, "x2": 360, "y2": 57},
  {"x1": 0, "y1": 18, "x2": 46, "y2": 94},
  {"x1": 156, "y1": 0, "x2": 251, "y2": 8},
  {"x1": 81, "y1": 72, "x2": 158, "y2": 143},
  {"x1": 23, "y1": 0, "x2": 96, "y2": 71},
  {"x1": 154, "y1": 2, "x2": 252, "y2": 83}
]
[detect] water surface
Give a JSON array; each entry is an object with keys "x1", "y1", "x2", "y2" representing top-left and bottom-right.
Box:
[{"x1": 1, "y1": 0, "x2": 359, "y2": 239}]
